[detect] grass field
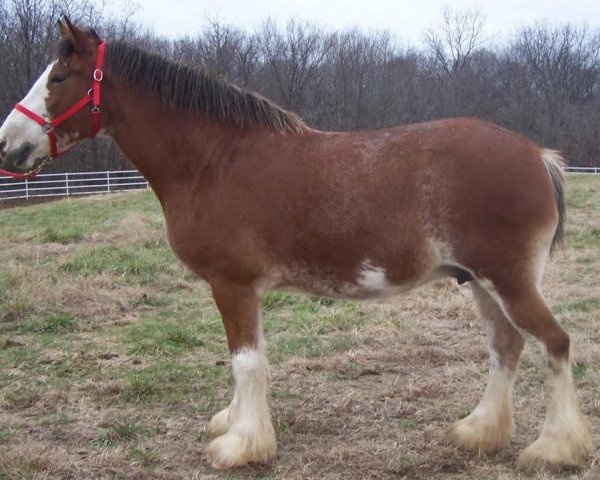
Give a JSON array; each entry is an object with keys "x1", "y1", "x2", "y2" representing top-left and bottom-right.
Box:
[{"x1": 0, "y1": 175, "x2": 599, "y2": 479}]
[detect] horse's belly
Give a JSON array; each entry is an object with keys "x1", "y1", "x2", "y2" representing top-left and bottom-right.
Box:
[{"x1": 272, "y1": 263, "x2": 418, "y2": 300}]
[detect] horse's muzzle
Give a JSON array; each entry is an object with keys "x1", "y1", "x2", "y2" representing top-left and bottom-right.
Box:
[{"x1": 0, "y1": 141, "x2": 34, "y2": 169}]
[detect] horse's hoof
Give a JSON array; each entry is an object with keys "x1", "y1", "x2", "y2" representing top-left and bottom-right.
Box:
[
  {"x1": 206, "y1": 428, "x2": 277, "y2": 470},
  {"x1": 450, "y1": 410, "x2": 513, "y2": 454},
  {"x1": 517, "y1": 429, "x2": 592, "y2": 473}
]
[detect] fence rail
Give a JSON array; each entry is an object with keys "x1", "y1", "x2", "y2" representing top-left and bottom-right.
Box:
[
  {"x1": 0, "y1": 166, "x2": 598, "y2": 202},
  {"x1": 0, "y1": 170, "x2": 149, "y2": 201},
  {"x1": 565, "y1": 166, "x2": 600, "y2": 174}
]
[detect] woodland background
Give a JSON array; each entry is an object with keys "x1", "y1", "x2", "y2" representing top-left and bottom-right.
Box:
[{"x1": 1, "y1": 0, "x2": 600, "y2": 171}]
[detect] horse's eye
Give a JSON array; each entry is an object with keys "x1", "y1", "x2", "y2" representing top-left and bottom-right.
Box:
[{"x1": 50, "y1": 74, "x2": 66, "y2": 84}]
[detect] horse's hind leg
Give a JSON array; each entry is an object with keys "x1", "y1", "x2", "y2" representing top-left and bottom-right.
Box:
[
  {"x1": 451, "y1": 281, "x2": 524, "y2": 453},
  {"x1": 205, "y1": 281, "x2": 276, "y2": 470},
  {"x1": 497, "y1": 285, "x2": 592, "y2": 472}
]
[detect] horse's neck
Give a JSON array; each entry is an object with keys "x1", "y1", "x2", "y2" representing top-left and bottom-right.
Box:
[{"x1": 106, "y1": 84, "x2": 239, "y2": 200}]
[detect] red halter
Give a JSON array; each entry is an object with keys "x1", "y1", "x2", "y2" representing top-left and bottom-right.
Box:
[{"x1": 0, "y1": 42, "x2": 106, "y2": 180}]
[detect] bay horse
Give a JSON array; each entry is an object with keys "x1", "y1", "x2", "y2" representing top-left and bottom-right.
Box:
[{"x1": 0, "y1": 18, "x2": 592, "y2": 473}]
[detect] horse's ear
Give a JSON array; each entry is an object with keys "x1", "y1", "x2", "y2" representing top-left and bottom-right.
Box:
[
  {"x1": 57, "y1": 16, "x2": 74, "y2": 40},
  {"x1": 57, "y1": 15, "x2": 96, "y2": 54}
]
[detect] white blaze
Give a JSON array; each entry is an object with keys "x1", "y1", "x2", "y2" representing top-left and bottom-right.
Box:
[{"x1": 0, "y1": 62, "x2": 55, "y2": 167}]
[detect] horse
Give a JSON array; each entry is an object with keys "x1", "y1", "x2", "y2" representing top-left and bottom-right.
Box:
[{"x1": 0, "y1": 17, "x2": 592, "y2": 473}]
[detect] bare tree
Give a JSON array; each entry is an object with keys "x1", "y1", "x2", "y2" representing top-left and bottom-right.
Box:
[
  {"x1": 424, "y1": 7, "x2": 489, "y2": 75},
  {"x1": 319, "y1": 29, "x2": 398, "y2": 130},
  {"x1": 512, "y1": 23, "x2": 600, "y2": 104},
  {"x1": 504, "y1": 23, "x2": 600, "y2": 165},
  {"x1": 257, "y1": 19, "x2": 335, "y2": 113}
]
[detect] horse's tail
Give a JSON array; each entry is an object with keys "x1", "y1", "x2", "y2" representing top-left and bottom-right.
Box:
[{"x1": 540, "y1": 149, "x2": 566, "y2": 252}]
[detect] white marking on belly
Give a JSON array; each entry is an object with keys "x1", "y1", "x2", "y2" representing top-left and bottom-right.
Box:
[
  {"x1": 275, "y1": 261, "x2": 395, "y2": 299},
  {"x1": 357, "y1": 261, "x2": 389, "y2": 291}
]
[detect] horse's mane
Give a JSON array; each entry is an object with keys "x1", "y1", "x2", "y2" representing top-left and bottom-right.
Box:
[{"x1": 85, "y1": 40, "x2": 307, "y2": 134}]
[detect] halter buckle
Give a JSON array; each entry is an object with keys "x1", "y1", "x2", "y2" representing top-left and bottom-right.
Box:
[
  {"x1": 93, "y1": 69, "x2": 103, "y2": 82},
  {"x1": 43, "y1": 122, "x2": 54, "y2": 134},
  {"x1": 91, "y1": 105, "x2": 100, "y2": 114}
]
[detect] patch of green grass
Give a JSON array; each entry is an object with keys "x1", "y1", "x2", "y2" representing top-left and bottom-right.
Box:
[
  {"x1": 61, "y1": 240, "x2": 177, "y2": 284},
  {"x1": 0, "y1": 459, "x2": 46, "y2": 478},
  {"x1": 131, "y1": 293, "x2": 173, "y2": 308},
  {"x1": 0, "y1": 345, "x2": 39, "y2": 377},
  {"x1": 557, "y1": 297, "x2": 600, "y2": 314},
  {"x1": 270, "y1": 389, "x2": 298, "y2": 400},
  {"x1": 520, "y1": 357, "x2": 538, "y2": 373},
  {"x1": 0, "y1": 270, "x2": 34, "y2": 323},
  {"x1": 124, "y1": 320, "x2": 204, "y2": 356},
  {"x1": 0, "y1": 294, "x2": 33, "y2": 323},
  {"x1": 566, "y1": 175, "x2": 600, "y2": 209},
  {"x1": 327, "y1": 371, "x2": 347, "y2": 381},
  {"x1": 38, "y1": 224, "x2": 84, "y2": 244},
  {"x1": 262, "y1": 293, "x2": 360, "y2": 337},
  {"x1": 397, "y1": 454, "x2": 416, "y2": 466},
  {"x1": 262, "y1": 291, "x2": 337, "y2": 313},
  {"x1": 117, "y1": 361, "x2": 226, "y2": 407},
  {"x1": 0, "y1": 190, "x2": 162, "y2": 242},
  {"x1": 567, "y1": 229, "x2": 600, "y2": 250},
  {"x1": 19, "y1": 313, "x2": 79, "y2": 334},
  {"x1": 49, "y1": 353, "x2": 95, "y2": 381},
  {"x1": 270, "y1": 334, "x2": 355, "y2": 364},
  {"x1": 397, "y1": 417, "x2": 417, "y2": 430},
  {"x1": 39, "y1": 411, "x2": 74, "y2": 426},
  {"x1": 262, "y1": 291, "x2": 304, "y2": 310},
  {"x1": 566, "y1": 188, "x2": 590, "y2": 209},
  {"x1": 573, "y1": 362, "x2": 588, "y2": 380},
  {"x1": 575, "y1": 254, "x2": 598, "y2": 265},
  {"x1": 120, "y1": 374, "x2": 162, "y2": 402},
  {"x1": 274, "y1": 419, "x2": 291, "y2": 437},
  {"x1": 520, "y1": 385, "x2": 534, "y2": 397},
  {"x1": 90, "y1": 430, "x2": 114, "y2": 448},
  {"x1": 0, "y1": 429, "x2": 12, "y2": 444},
  {"x1": 2, "y1": 386, "x2": 42, "y2": 410},
  {"x1": 128, "y1": 445, "x2": 160, "y2": 466},
  {"x1": 111, "y1": 419, "x2": 153, "y2": 441},
  {"x1": 0, "y1": 335, "x2": 96, "y2": 388}
]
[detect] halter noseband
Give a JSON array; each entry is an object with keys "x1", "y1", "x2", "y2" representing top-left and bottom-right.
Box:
[{"x1": 0, "y1": 41, "x2": 106, "y2": 179}]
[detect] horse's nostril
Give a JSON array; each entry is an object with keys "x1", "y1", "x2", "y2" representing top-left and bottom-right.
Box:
[
  {"x1": 0, "y1": 139, "x2": 6, "y2": 157},
  {"x1": 6, "y1": 142, "x2": 34, "y2": 167}
]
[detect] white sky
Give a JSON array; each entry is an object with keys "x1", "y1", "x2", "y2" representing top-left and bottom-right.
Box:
[{"x1": 106, "y1": 0, "x2": 600, "y2": 46}]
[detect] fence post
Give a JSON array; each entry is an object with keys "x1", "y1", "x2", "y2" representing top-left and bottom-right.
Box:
[
  {"x1": 66, "y1": 172, "x2": 69, "y2": 197},
  {"x1": 25, "y1": 178, "x2": 29, "y2": 199},
  {"x1": 106, "y1": 171, "x2": 110, "y2": 193}
]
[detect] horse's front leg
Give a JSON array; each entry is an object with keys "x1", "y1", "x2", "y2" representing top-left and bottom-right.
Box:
[{"x1": 205, "y1": 280, "x2": 276, "y2": 470}]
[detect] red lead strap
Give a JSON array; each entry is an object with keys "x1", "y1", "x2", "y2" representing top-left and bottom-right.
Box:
[{"x1": 0, "y1": 41, "x2": 106, "y2": 180}]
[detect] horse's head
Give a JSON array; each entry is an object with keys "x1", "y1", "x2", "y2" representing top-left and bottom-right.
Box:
[{"x1": 0, "y1": 17, "x2": 103, "y2": 171}]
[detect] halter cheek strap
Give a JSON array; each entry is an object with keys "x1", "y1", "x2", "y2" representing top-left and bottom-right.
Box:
[{"x1": 0, "y1": 41, "x2": 106, "y2": 179}]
